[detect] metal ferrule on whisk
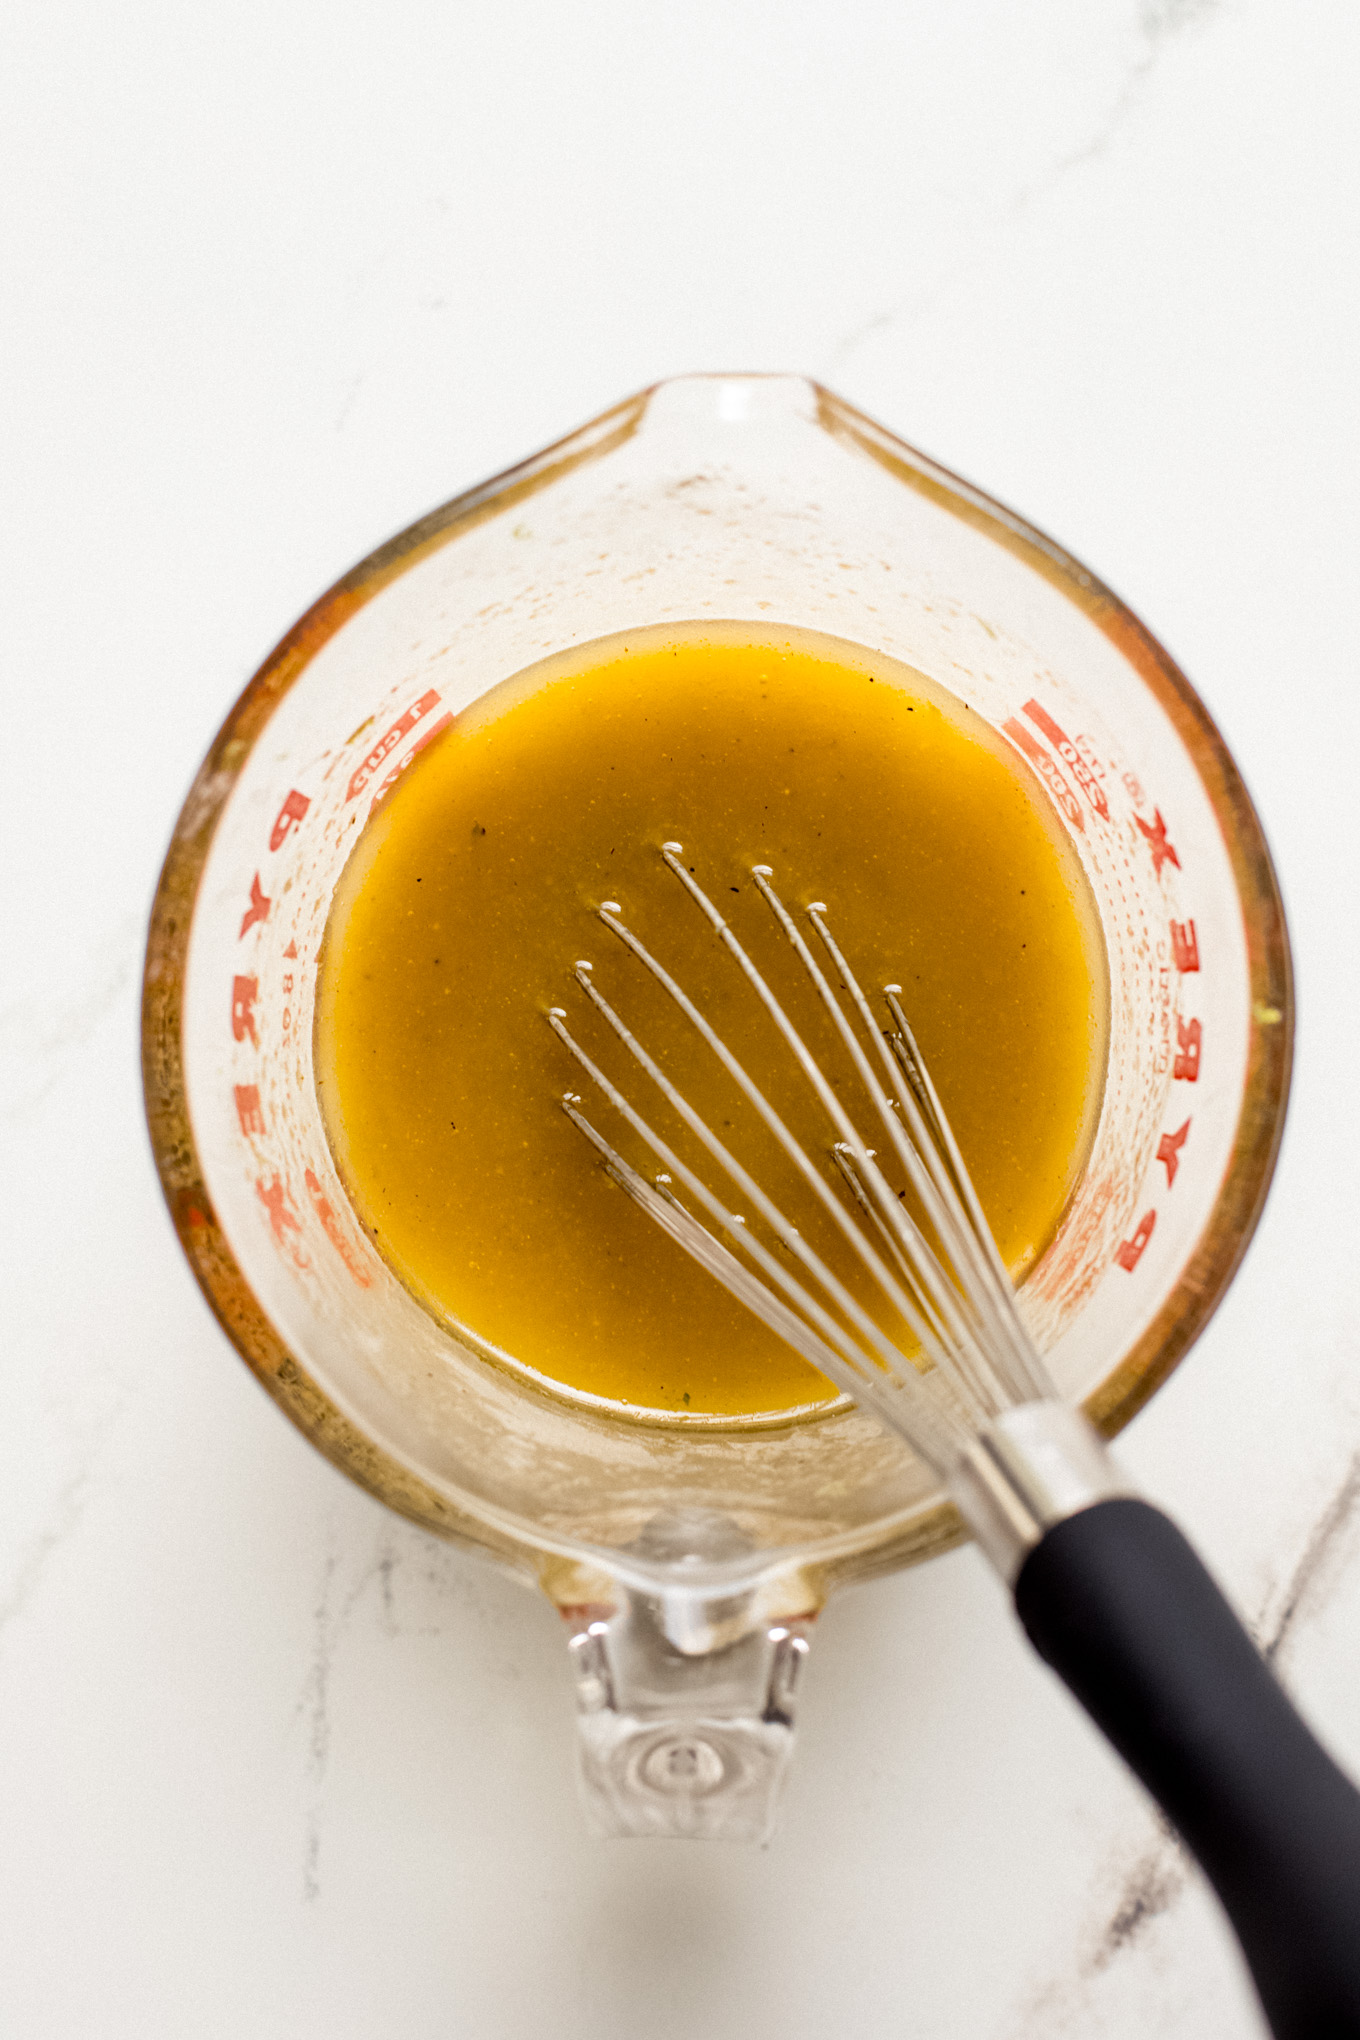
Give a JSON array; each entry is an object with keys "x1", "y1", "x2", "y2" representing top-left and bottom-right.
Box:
[{"x1": 948, "y1": 1403, "x2": 1135, "y2": 1584}]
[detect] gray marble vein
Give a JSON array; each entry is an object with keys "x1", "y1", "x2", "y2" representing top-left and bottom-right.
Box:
[
  {"x1": 0, "y1": 1393, "x2": 130, "y2": 1641},
  {"x1": 822, "y1": 0, "x2": 1222, "y2": 385},
  {"x1": 0, "y1": 911, "x2": 141, "y2": 1124},
  {"x1": 299, "y1": 1544, "x2": 340, "y2": 1904}
]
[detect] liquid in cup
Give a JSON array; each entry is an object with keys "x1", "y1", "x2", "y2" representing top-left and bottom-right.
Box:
[{"x1": 313, "y1": 620, "x2": 1109, "y2": 1423}]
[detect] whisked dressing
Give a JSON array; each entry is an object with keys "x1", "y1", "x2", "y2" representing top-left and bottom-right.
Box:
[{"x1": 315, "y1": 622, "x2": 1107, "y2": 1419}]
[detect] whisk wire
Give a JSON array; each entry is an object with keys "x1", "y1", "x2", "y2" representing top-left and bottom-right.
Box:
[
  {"x1": 749, "y1": 869, "x2": 1020, "y2": 1416},
  {"x1": 549, "y1": 846, "x2": 1055, "y2": 1468},
  {"x1": 590, "y1": 900, "x2": 945, "y2": 1357},
  {"x1": 558, "y1": 1090, "x2": 916, "y2": 1430},
  {"x1": 881, "y1": 988, "x2": 1054, "y2": 1404},
  {"x1": 799, "y1": 899, "x2": 1048, "y2": 1406},
  {"x1": 828, "y1": 1143, "x2": 969, "y2": 1376},
  {"x1": 546, "y1": 988, "x2": 968, "y2": 1460},
  {"x1": 654, "y1": 849, "x2": 1001, "y2": 1395},
  {"x1": 665, "y1": 849, "x2": 938, "y2": 1291}
]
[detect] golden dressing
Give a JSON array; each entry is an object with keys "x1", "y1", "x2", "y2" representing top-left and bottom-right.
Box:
[{"x1": 316, "y1": 624, "x2": 1107, "y2": 1420}]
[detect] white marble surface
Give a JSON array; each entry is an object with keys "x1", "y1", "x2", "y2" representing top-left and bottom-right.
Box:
[{"x1": 3, "y1": 2, "x2": 1359, "y2": 2033}]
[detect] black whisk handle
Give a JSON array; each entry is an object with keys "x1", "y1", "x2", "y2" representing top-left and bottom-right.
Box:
[{"x1": 1015, "y1": 1497, "x2": 1360, "y2": 2040}]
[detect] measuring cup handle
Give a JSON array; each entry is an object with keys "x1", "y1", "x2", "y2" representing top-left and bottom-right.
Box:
[{"x1": 559, "y1": 1584, "x2": 814, "y2": 1843}]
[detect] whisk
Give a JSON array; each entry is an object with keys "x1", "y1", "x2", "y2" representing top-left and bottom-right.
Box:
[{"x1": 548, "y1": 843, "x2": 1360, "y2": 2040}]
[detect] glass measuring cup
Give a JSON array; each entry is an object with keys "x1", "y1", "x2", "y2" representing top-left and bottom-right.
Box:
[{"x1": 142, "y1": 374, "x2": 1291, "y2": 1840}]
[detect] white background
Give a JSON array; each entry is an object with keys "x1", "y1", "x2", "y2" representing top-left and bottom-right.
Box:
[{"x1": 3, "y1": 3, "x2": 1359, "y2": 2034}]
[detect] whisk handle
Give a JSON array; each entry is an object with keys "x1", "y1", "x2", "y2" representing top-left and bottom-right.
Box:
[{"x1": 1015, "y1": 1497, "x2": 1360, "y2": 2040}]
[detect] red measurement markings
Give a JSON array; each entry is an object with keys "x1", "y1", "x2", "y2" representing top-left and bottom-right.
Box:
[
  {"x1": 304, "y1": 1168, "x2": 373, "y2": 1288},
  {"x1": 1022, "y1": 701, "x2": 1109, "y2": 820},
  {"x1": 1157, "y1": 1118, "x2": 1191, "y2": 1187},
  {"x1": 1173, "y1": 1017, "x2": 1202, "y2": 1082},
  {"x1": 269, "y1": 788, "x2": 311, "y2": 852},
  {"x1": 1136, "y1": 808, "x2": 1180, "y2": 876},
  {"x1": 255, "y1": 1173, "x2": 307, "y2": 1267},
  {"x1": 370, "y1": 712, "x2": 453, "y2": 814},
  {"x1": 1002, "y1": 718, "x2": 1084, "y2": 832},
  {"x1": 234, "y1": 1084, "x2": 266, "y2": 1137},
  {"x1": 231, "y1": 975, "x2": 259, "y2": 1047},
  {"x1": 346, "y1": 689, "x2": 443, "y2": 801},
  {"x1": 1170, "y1": 920, "x2": 1199, "y2": 973},
  {"x1": 1116, "y1": 1209, "x2": 1157, "y2": 1272},
  {"x1": 239, "y1": 872, "x2": 271, "y2": 938}
]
